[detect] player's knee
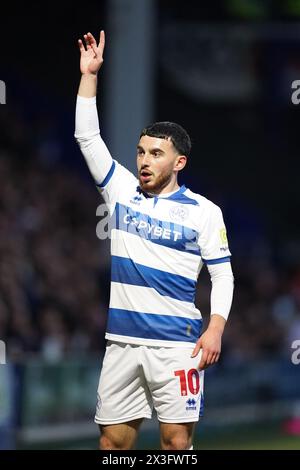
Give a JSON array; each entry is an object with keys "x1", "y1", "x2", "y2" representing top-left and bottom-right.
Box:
[
  {"x1": 99, "y1": 431, "x2": 131, "y2": 450},
  {"x1": 99, "y1": 434, "x2": 112, "y2": 450},
  {"x1": 162, "y1": 435, "x2": 191, "y2": 450},
  {"x1": 99, "y1": 433, "x2": 123, "y2": 450}
]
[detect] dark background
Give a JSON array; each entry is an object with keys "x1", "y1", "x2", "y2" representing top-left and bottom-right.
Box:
[
  {"x1": 1, "y1": 1, "x2": 300, "y2": 241},
  {"x1": 0, "y1": 1, "x2": 300, "y2": 356},
  {"x1": 1, "y1": 0, "x2": 300, "y2": 450}
]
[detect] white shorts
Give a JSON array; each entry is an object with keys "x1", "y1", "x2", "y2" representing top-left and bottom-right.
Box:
[{"x1": 95, "y1": 341, "x2": 204, "y2": 425}]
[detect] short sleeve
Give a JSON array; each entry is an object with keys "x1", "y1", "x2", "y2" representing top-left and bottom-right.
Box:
[
  {"x1": 96, "y1": 160, "x2": 138, "y2": 215},
  {"x1": 198, "y1": 203, "x2": 231, "y2": 265}
]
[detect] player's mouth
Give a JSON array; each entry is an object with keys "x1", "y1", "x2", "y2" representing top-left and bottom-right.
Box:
[{"x1": 140, "y1": 170, "x2": 153, "y2": 182}]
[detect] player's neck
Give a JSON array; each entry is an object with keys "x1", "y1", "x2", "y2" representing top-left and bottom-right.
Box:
[
  {"x1": 148, "y1": 181, "x2": 180, "y2": 197},
  {"x1": 147, "y1": 183, "x2": 180, "y2": 197}
]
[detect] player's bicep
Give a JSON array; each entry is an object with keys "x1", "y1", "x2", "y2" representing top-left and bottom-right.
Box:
[
  {"x1": 75, "y1": 94, "x2": 115, "y2": 187},
  {"x1": 77, "y1": 133, "x2": 114, "y2": 185}
]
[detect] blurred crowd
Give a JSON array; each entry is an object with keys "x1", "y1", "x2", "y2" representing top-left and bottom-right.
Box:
[
  {"x1": 0, "y1": 103, "x2": 110, "y2": 361},
  {"x1": 0, "y1": 102, "x2": 300, "y2": 364}
]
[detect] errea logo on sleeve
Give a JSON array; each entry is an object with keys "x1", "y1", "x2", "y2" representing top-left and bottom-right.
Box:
[{"x1": 0, "y1": 80, "x2": 6, "y2": 104}]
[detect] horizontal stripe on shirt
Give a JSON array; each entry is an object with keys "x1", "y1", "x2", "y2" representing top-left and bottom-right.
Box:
[
  {"x1": 111, "y1": 255, "x2": 196, "y2": 303},
  {"x1": 111, "y1": 229, "x2": 200, "y2": 281},
  {"x1": 110, "y1": 282, "x2": 201, "y2": 320},
  {"x1": 106, "y1": 308, "x2": 202, "y2": 343}
]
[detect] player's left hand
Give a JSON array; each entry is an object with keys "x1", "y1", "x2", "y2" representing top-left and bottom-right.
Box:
[
  {"x1": 191, "y1": 315, "x2": 226, "y2": 370},
  {"x1": 78, "y1": 30, "x2": 105, "y2": 75}
]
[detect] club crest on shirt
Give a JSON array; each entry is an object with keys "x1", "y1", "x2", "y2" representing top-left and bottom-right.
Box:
[{"x1": 169, "y1": 205, "x2": 189, "y2": 223}]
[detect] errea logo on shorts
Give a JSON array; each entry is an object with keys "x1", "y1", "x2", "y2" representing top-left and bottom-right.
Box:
[{"x1": 186, "y1": 398, "x2": 197, "y2": 411}]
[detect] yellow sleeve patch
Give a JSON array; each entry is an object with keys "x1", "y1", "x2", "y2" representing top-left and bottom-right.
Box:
[{"x1": 220, "y1": 228, "x2": 228, "y2": 244}]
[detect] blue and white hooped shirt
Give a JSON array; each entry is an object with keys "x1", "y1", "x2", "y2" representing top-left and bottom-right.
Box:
[{"x1": 97, "y1": 160, "x2": 231, "y2": 348}]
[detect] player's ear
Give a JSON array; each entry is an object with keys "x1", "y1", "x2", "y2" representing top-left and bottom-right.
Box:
[{"x1": 174, "y1": 155, "x2": 187, "y2": 172}]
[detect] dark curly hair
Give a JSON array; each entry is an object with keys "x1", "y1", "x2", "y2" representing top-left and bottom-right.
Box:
[{"x1": 140, "y1": 121, "x2": 191, "y2": 157}]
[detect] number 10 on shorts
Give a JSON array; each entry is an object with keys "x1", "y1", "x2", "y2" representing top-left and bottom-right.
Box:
[{"x1": 174, "y1": 369, "x2": 200, "y2": 396}]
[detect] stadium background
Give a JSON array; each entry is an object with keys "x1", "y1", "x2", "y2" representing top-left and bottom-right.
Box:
[{"x1": 1, "y1": 0, "x2": 300, "y2": 449}]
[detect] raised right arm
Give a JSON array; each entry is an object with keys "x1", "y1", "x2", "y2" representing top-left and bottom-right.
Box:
[{"x1": 74, "y1": 31, "x2": 113, "y2": 186}]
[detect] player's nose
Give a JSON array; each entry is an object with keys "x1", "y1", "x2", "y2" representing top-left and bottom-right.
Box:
[{"x1": 141, "y1": 152, "x2": 152, "y2": 166}]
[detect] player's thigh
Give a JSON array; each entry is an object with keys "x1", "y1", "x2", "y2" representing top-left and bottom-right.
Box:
[
  {"x1": 159, "y1": 422, "x2": 195, "y2": 450},
  {"x1": 95, "y1": 342, "x2": 152, "y2": 425},
  {"x1": 146, "y1": 346, "x2": 204, "y2": 423},
  {"x1": 99, "y1": 419, "x2": 143, "y2": 450}
]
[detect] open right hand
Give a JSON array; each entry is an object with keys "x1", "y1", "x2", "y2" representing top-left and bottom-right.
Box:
[{"x1": 78, "y1": 30, "x2": 105, "y2": 75}]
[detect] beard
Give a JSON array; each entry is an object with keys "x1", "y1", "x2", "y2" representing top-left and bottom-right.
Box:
[{"x1": 138, "y1": 168, "x2": 173, "y2": 194}]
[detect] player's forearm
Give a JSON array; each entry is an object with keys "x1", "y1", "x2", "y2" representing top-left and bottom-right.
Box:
[
  {"x1": 207, "y1": 262, "x2": 234, "y2": 322},
  {"x1": 74, "y1": 94, "x2": 113, "y2": 185},
  {"x1": 78, "y1": 73, "x2": 97, "y2": 98}
]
